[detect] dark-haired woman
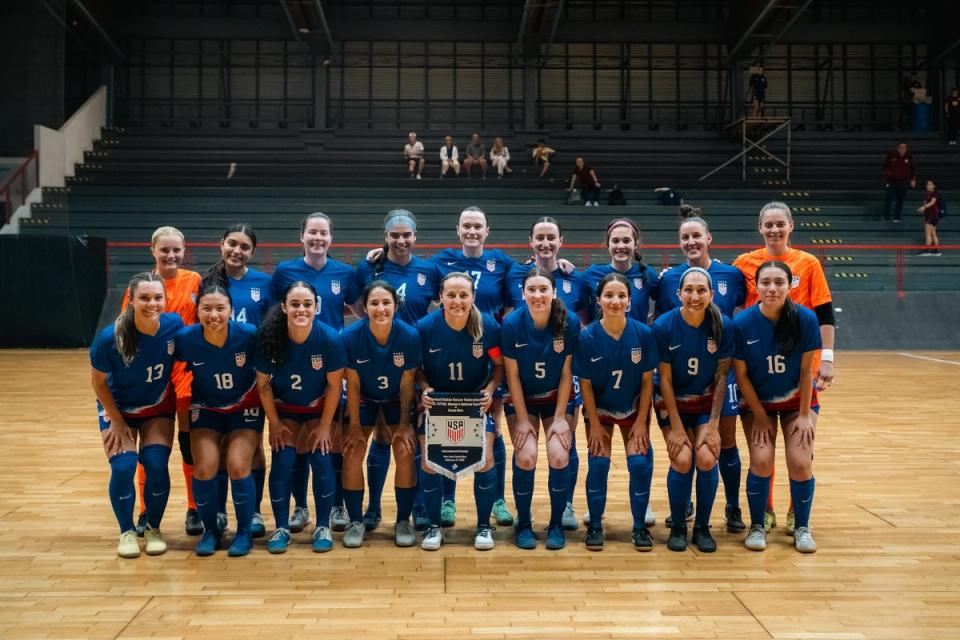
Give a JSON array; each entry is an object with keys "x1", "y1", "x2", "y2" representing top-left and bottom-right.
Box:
[
  {"x1": 501, "y1": 268, "x2": 580, "y2": 550},
  {"x1": 733, "y1": 261, "x2": 821, "y2": 554},
  {"x1": 341, "y1": 281, "x2": 422, "y2": 548},
  {"x1": 174, "y1": 284, "x2": 262, "y2": 557},
  {"x1": 91, "y1": 273, "x2": 182, "y2": 558},
  {"x1": 574, "y1": 273, "x2": 659, "y2": 551},
  {"x1": 253, "y1": 281, "x2": 346, "y2": 554},
  {"x1": 652, "y1": 267, "x2": 733, "y2": 553},
  {"x1": 205, "y1": 224, "x2": 272, "y2": 538}
]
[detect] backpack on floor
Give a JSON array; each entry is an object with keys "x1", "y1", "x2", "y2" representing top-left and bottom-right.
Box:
[
  {"x1": 566, "y1": 188, "x2": 584, "y2": 205},
  {"x1": 608, "y1": 185, "x2": 626, "y2": 206}
]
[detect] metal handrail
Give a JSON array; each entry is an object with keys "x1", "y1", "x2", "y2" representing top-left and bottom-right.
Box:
[{"x1": 0, "y1": 150, "x2": 39, "y2": 226}]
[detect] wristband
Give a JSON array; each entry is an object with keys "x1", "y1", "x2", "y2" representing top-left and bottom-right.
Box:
[{"x1": 821, "y1": 348, "x2": 835, "y2": 363}]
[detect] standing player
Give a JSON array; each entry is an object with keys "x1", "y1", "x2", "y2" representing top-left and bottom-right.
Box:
[
  {"x1": 733, "y1": 202, "x2": 835, "y2": 534},
  {"x1": 341, "y1": 281, "x2": 422, "y2": 548},
  {"x1": 127, "y1": 227, "x2": 202, "y2": 537},
  {"x1": 656, "y1": 216, "x2": 747, "y2": 533},
  {"x1": 501, "y1": 268, "x2": 579, "y2": 550},
  {"x1": 416, "y1": 273, "x2": 504, "y2": 551},
  {"x1": 272, "y1": 212, "x2": 361, "y2": 534},
  {"x1": 652, "y1": 267, "x2": 734, "y2": 553},
  {"x1": 91, "y1": 273, "x2": 181, "y2": 558},
  {"x1": 733, "y1": 261, "x2": 821, "y2": 553},
  {"x1": 254, "y1": 281, "x2": 345, "y2": 554},
  {"x1": 204, "y1": 224, "x2": 272, "y2": 538},
  {"x1": 173, "y1": 283, "x2": 262, "y2": 557},
  {"x1": 575, "y1": 273, "x2": 659, "y2": 551}
]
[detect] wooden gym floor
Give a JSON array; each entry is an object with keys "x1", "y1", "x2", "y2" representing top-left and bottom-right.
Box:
[{"x1": 0, "y1": 350, "x2": 958, "y2": 639}]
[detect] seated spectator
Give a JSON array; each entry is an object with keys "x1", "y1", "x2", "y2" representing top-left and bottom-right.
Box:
[
  {"x1": 463, "y1": 133, "x2": 488, "y2": 179},
  {"x1": 440, "y1": 136, "x2": 460, "y2": 178},
  {"x1": 404, "y1": 132, "x2": 425, "y2": 179},
  {"x1": 531, "y1": 139, "x2": 555, "y2": 177},
  {"x1": 567, "y1": 157, "x2": 601, "y2": 206},
  {"x1": 490, "y1": 137, "x2": 512, "y2": 179}
]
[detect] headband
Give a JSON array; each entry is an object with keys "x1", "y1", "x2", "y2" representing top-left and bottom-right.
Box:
[
  {"x1": 606, "y1": 218, "x2": 638, "y2": 236},
  {"x1": 680, "y1": 266, "x2": 713, "y2": 288},
  {"x1": 385, "y1": 211, "x2": 417, "y2": 232}
]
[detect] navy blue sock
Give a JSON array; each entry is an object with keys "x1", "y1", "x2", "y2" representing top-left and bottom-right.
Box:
[
  {"x1": 566, "y1": 433, "x2": 580, "y2": 504},
  {"x1": 474, "y1": 467, "x2": 497, "y2": 526},
  {"x1": 192, "y1": 476, "x2": 220, "y2": 533},
  {"x1": 718, "y1": 446, "x2": 742, "y2": 509},
  {"x1": 548, "y1": 465, "x2": 570, "y2": 528},
  {"x1": 442, "y1": 475, "x2": 457, "y2": 503},
  {"x1": 695, "y1": 464, "x2": 719, "y2": 529},
  {"x1": 252, "y1": 466, "x2": 266, "y2": 513},
  {"x1": 512, "y1": 460, "x2": 536, "y2": 528},
  {"x1": 413, "y1": 440, "x2": 425, "y2": 511},
  {"x1": 366, "y1": 440, "x2": 391, "y2": 515},
  {"x1": 667, "y1": 466, "x2": 694, "y2": 530},
  {"x1": 268, "y1": 446, "x2": 296, "y2": 529},
  {"x1": 231, "y1": 474, "x2": 255, "y2": 534},
  {"x1": 108, "y1": 451, "x2": 138, "y2": 533},
  {"x1": 585, "y1": 455, "x2": 610, "y2": 526},
  {"x1": 493, "y1": 433, "x2": 507, "y2": 502},
  {"x1": 140, "y1": 445, "x2": 171, "y2": 529},
  {"x1": 395, "y1": 487, "x2": 416, "y2": 521},
  {"x1": 344, "y1": 489, "x2": 364, "y2": 523},
  {"x1": 789, "y1": 477, "x2": 815, "y2": 528},
  {"x1": 331, "y1": 452, "x2": 344, "y2": 508},
  {"x1": 420, "y1": 469, "x2": 443, "y2": 525},
  {"x1": 627, "y1": 450, "x2": 654, "y2": 528},
  {"x1": 746, "y1": 471, "x2": 771, "y2": 528},
  {"x1": 292, "y1": 452, "x2": 309, "y2": 508},
  {"x1": 216, "y1": 469, "x2": 228, "y2": 515},
  {"x1": 309, "y1": 452, "x2": 335, "y2": 526}
]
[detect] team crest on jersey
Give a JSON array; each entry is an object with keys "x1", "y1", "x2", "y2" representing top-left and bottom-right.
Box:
[
  {"x1": 486, "y1": 259, "x2": 496, "y2": 272},
  {"x1": 631, "y1": 347, "x2": 643, "y2": 364},
  {"x1": 633, "y1": 278, "x2": 644, "y2": 290},
  {"x1": 393, "y1": 352, "x2": 405, "y2": 367},
  {"x1": 191, "y1": 408, "x2": 200, "y2": 423},
  {"x1": 716, "y1": 280, "x2": 727, "y2": 296},
  {"x1": 553, "y1": 338, "x2": 565, "y2": 353},
  {"x1": 473, "y1": 342, "x2": 484, "y2": 358},
  {"x1": 331, "y1": 280, "x2": 341, "y2": 295},
  {"x1": 417, "y1": 273, "x2": 427, "y2": 286},
  {"x1": 791, "y1": 275, "x2": 801, "y2": 289},
  {"x1": 562, "y1": 280, "x2": 572, "y2": 294},
  {"x1": 250, "y1": 288, "x2": 261, "y2": 302},
  {"x1": 311, "y1": 354, "x2": 324, "y2": 370},
  {"x1": 235, "y1": 352, "x2": 246, "y2": 367},
  {"x1": 167, "y1": 339, "x2": 175, "y2": 355},
  {"x1": 706, "y1": 338, "x2": 718, "y2": 354},
  {"x1": 659, "y1": 408, "x2": 669, "y2": 420},
  {"x1": 447, "y1": 420, "x2": 465, "y2": 444}
]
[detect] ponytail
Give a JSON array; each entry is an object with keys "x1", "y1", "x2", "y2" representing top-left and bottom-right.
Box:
[
  {"x1": 115, "y1": 272, "x2": 165, "y2": 366},
  {"x1": 372, "y1": 241, "x2": 389, "y2": 277},
  {"x1": 706, "y1": 301, "x2": 724, "y2": 345},
  {"x1": 466, "y1": 306, "x2": 484, "y2": 342},
  {"x1": 256, "y1": 280, "x2": 318, "y2": 366}
]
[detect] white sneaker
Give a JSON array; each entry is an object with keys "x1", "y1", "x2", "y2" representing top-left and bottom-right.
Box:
[
  {"x1": 330, "y1": 505, "x2": 350, "y2": 532},
  {"x1": 473, "y1": 524, "x2": 495, "y2": 551},
  {"x1": 420, "y1": 525, "x2": 444, "y2": 551},
  {"x1": 144, "y1": 526, "x2": 167, "y2": 556},
  {"x1": 416, "y1": 174, "x2": 422, "y2": 180},
  {"x1": 645, "y1": 504, "x2": 656, "y2": 527},
  {"x1": 342, "y1": 521, "x2": 365, "y2": 548},
  {"x1": 793, "y1": 526, "x2": 817, "y2": 553},
  {"x1": 583, "y1": 510, "x2": 605, "y2": 525},
  {"x1": 744, "y1": 524, "x2": 767, "y2": 551},
  {"x1": 117, "y1": 530, "x2": 140, "y2": 558},
  {"x1": 289, "y1": 506, "x2": 310, "y2": 533}
]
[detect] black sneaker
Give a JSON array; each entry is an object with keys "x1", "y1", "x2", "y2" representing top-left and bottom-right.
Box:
[
  {"x1": 632, "y1": 526, "x2": 654, "y2": 551},
  {"x1": 665, "y1": 501, "x2": 695, "y2": 527},
  {"x1": 584, "y1": 526, "x2": 604, "y2": 551},
  {"x1": 666, "y1": 525, "x2": 687, "y2": 552},
  {"x1": 135, "y1": 512, "x2": 148, "y2": 538},
  {"x1": 184, "y1": 508, "x2": 203, "y2": 536},
  {"x1": 692, "y1": 525, "x2": 717, "y2": 553},
  {"x1": 725, "y1": 505, "x2": 746, "y2": 533}
]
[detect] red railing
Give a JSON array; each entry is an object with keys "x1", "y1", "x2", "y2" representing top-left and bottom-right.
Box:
[{"x1": 1, "y1": 150, "x2": 39, "y2": 226}]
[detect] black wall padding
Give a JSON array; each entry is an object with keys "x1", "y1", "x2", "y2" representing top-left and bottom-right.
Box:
[{"x1": 0, "y1": 235, "x2": 106, "y2": 347}]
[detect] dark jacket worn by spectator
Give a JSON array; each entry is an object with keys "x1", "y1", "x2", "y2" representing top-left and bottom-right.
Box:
[{"x1": 882, "y1": 150, "x2": 916, "y2": 184}]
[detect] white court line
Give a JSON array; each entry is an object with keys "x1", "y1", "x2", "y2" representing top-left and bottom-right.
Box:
[{"x1": 898, "y1": 352, "x2": 960, "y2": 366}]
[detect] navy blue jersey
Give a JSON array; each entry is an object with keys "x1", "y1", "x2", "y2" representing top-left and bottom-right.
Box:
[
  {"x1": 431, "y1": 248, "x2": 515, "y2": 316},
  {"x1": 90, "y1": 312, "x2": 183, "y2": 416},
  {"x1": 252, "y1": 320, "x2": 347, "y2": 414},
  {"x1": 343, "y1": 318, "x2": 422, "y2": 402},
  {"x1": 733, "y1": 304, "x2": 821, "y2": 411},
  {"x1": 574, "y1": 319, "x2": 659, "y2": 422},
  {"x1": 228, "y1": 267, "x2": 273, "y2": 326},
  {"x1": 655, "y1": 260, "x2": 746, "y2": 318},
  {"x1": 271, "y1": 257, "x2": 359, "y2": 330},
  {"x1": 580, "y1": 263, "x2": 660, "y2": 323},
  {"x1": 652, "y1": 308, "x2": 734, "y2": 414},
  {"x1": 505, "y1": 262, "x2": 587, "y2": 314},
  {"x1": 416, "y1": 309, "x2": 501, "y2": 393},
  {"x1": 356, "y1": 255, "x2": 440, "y2": 325},
  {"x1": 174, "y1": 322, "x2": 259, "y2": 411},
  {"x1": 500, "y1": 307, "x2": 580, "y2": 401}
]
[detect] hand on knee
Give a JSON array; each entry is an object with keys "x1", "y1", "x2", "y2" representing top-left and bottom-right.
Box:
[
  {"x1": 669, "y1": 449, "x2": 693, "y2": 474},
  {"x1": 695, "y1": 445, "x2": 718, "y2": 471}
]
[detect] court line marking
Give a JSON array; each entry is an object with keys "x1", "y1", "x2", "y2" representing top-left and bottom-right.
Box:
[
  {"x1": 733, "y1": 591, "x2": 774, "y2": 639},
  {"x1": 898, "y1": 352, "x2": 960, "y2": 366}
]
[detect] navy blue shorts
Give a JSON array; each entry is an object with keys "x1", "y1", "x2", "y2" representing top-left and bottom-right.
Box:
[
  {"x1": 350, "y1": 399, "x2": 414, "y2": 427},
  {"x1": 190, "y1": 406, "x2": 265, "y2": 433},
  {"x1": 655, "y1": 408, "x2": 711, "y2": 430},
  {"x1": 97, "y1": 405, "x2": 174, "y2": 432},
  {"x1": 503, "y1": 397, "x2": 576, "y2": 420},
  {"x1": 721, "y1": 372, "x2": 740, "y2": 418}
]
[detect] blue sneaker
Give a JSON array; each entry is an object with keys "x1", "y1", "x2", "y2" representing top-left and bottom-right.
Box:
[
  {"x1": 545, "y1": 525, "x2": 566, "y2": 550},
  {"x1": 514, "y1": 524, "x2": 537, "y2": 550},
  {"x1": 266, "y1": 528, "x2": 291, "y2": 554},
  {"x1": 250, "y1": 512, "x2": 266, "y2": 538},
  {"x1": 312, "y1": 526, "x2": 333, "y2": 553},
  {"x1": 228, "y1": 530, "x2": 253, "y2": 557},
  {"x1": 412, "y1": 503, "x2": 430, "y2": 531},
  {"x1": 195, "y1": 530, "x2": 222, "y2": 557}
]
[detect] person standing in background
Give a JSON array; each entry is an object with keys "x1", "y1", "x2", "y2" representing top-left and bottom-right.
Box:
[
  {"x1": 882, "y1": 142, "x2": 917, "y2": 222},
  {"x1": 749, "y1": 65, "x2": 767, "y2": 117},
  {"x1": 945, "y1": 87, "x2": 960, "y2": 145}
]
